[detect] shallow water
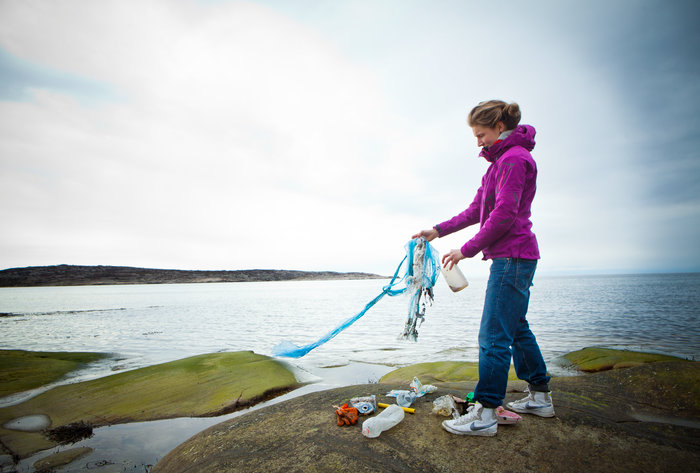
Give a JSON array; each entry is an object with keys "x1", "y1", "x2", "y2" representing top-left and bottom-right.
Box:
[
  {"x1": 1, "y1": 273, "x2": 699, "y2": 471},
  {"x1": 2, "y1": 414, "x2": 51, "y2": 432}
]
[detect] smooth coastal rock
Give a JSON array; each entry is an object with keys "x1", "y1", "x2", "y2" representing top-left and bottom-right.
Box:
[
  {"x1": 379, "y1": 360, "x2": 518, "y2": 385},
  {"x1": 153, "y1": 361, "x2": 700, "y2": 473},
  {"x1": 0, "y1": 350, "x2": 107, "y2": 398},
  {"x1": 563, "y1": 347, "x2": 689, "y2": 372},
  {"x1": 0, "y1": 351, "x2": 300, "y2": 459}
]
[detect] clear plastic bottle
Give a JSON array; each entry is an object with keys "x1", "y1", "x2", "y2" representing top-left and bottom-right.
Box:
[
  {"x1": 441, "y1": 263, "x2": 469, "y2": 292},
  {"x1": 362, "y1": 404, "x2": 405, "y2": 438},
  {"x1": 396, "y1": 391, "x2": 417, "y2": 408}
]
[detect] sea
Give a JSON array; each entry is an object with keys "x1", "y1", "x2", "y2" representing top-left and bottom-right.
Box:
[{"x1": 1, "y1": 273, "x2": 699, "y2": 471}]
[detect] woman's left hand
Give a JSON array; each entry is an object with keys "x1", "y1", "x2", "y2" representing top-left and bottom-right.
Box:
[{"x1": 441, "y1": 249, "x2": 465, "y2": 270}]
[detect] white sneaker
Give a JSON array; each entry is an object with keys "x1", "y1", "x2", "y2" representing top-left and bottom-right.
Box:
[
  {"x1": 507, "y1": 390, "x2": 555, "y2": 417},
  {"x1": 442, "y1": 402, "x2": 498, "y2": 436}
]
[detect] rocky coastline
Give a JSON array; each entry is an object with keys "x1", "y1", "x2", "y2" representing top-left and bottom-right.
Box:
[
  {"x1": 154, "y1": 361, "x2": 700, "y2": 473},
  {"x1": 1, "y1": 348, "x2": 698, "y2": 472},
  {"x1": 0, "y1": 265, "x2": 384, "y2": 287}
]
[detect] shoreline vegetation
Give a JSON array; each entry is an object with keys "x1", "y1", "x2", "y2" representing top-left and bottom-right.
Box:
[
  {"x1": 0, "y1": 347, "x2": 697, "y2": 471},
  {"x1": 0, "y1": 264, "x2": 385, "y2": 287}
]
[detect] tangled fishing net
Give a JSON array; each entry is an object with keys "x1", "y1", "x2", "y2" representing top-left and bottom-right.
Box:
[{"x1": 272, "y1": 238, "x2": 440, "y2": 358}]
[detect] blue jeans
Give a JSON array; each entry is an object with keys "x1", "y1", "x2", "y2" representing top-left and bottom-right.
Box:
[{"x1": 473, "y1": 258, "x2": 550, "y2": 408}]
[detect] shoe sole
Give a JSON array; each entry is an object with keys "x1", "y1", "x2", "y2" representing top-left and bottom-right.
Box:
[
  {"x1": 441, "y1": 421, "x2": 497, "y2": 436},
  {"x1": 506, "y1": 404, "x2": 555, "y2": 418}
]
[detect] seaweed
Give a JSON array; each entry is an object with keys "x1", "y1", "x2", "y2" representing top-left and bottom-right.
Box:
[{"x1": 44, "y1": 421, "x2": 94, "y2": 444}]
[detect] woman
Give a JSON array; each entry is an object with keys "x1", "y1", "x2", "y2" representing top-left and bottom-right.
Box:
[{"x1": 413, "y1": 100, "x2": 554, "y2": 437}]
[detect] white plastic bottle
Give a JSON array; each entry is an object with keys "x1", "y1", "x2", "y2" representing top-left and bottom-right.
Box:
[
  {"x1": 362, "y1": 404, "x2": 405, "y2": 438},
  {"x1": 441, "y1": 263, "x2": 469, "y2": 292}
]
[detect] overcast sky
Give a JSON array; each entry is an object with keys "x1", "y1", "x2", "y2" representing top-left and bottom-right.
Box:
[{"x1": 1, "y1": 0, "x2": 698, "y2": 277}]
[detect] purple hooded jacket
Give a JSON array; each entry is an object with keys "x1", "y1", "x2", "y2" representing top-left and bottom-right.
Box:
[{"x1": 435, "y1": 124, "x2": 540, "y2": 260}]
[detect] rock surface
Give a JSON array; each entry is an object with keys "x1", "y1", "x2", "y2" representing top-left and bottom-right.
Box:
[
  {"x1": 0, "y1": 350, "x2": 107, "y2": 398},
  {"x1": 153, "y1": 361, "x2": 700, "y2": 473},
  {"x1": 379, "y1": 360, "x2": 518, "y2": 384},
  {"x1": 562, "y1": 346, "x2": 688, "y2": 372}
]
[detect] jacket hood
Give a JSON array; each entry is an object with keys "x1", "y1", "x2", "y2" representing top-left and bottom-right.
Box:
[{"x1": 479, "y1": 124, "x2": 536, "y2": 163}]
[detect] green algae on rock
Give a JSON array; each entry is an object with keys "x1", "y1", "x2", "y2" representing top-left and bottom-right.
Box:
[
  {"x1": 0, "y1": 350, "x2": 107, "y2": 398},
  {"x1": 0, "y1": 351, "x2": 300, "y2": 459},
  {"x1": 379, "y1": 361, "x2": 518, "y2": 385},
  {"x1": 563, "y1": 347, "x2": 689, "y2": 372}
]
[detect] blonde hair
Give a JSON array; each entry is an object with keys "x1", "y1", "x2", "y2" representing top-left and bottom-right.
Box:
[{"x1": 468, "y1": 100, "x2": 521, "y2": 130}]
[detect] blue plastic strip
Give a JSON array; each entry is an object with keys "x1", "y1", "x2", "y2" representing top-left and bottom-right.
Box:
[{"x1": 272, "y1": 239, "x2": 440, "y2": 358}]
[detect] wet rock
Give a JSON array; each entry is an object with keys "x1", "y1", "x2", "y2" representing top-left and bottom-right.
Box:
[
  {"x1": 33, "y1": 447, "x2": 92, "y2": 472},
  {"x1": 0, "y1": 454, "x2": 15, "y2": 473}
]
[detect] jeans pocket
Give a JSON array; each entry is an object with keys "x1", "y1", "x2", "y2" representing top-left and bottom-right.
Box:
[{"x1": 514, "y1": 259, "x2": 537, "y2": 291}]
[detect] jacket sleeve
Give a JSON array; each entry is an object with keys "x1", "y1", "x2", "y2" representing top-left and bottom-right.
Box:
[
  {"x1": 435, "y1": 184, "x2": 483, "y2": 237},
  {"x1": 460, "y1": 154, "x2": 529, "y2": 258}
]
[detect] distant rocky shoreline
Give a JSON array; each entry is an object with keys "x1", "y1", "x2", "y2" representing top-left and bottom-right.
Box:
[{"x1": 0, "y1": 264, "x2": 385, "y2": 287}]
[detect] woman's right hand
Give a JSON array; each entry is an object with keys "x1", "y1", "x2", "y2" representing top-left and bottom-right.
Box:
[{"x1": 411, "y1": 228, "x2": 438, "y2": 242}]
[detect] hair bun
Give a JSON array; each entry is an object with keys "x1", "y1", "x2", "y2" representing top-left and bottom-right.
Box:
[
  {"x1": 503, "y1": 102, "x2": 521, "y2": 129},
  {"x1": 468, "y1": 100, "x2": 522, "y2": 130},
  {"x1": 505, "y1": 102, "x2": 520, "y2": 117}
]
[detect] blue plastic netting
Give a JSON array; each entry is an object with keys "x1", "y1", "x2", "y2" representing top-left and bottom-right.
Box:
[{"x1": 272, "y1": 238, "x2": 440, "y2": 358}]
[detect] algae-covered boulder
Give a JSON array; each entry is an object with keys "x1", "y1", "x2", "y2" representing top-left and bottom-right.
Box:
[
  {"x1": 0, "y1": 350, "x2": 107, "y2": 397},
  {"x1": 380, "y1": 360, "x2": 518, "y2": 385},
  {"x1": 563, "y1": 347, "x2": 688, "y2": 372},
  {"x1": 0, "y1": 351, "x2": 299, "y2": 459}
]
